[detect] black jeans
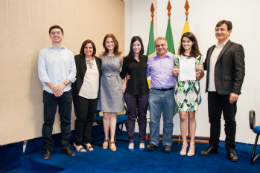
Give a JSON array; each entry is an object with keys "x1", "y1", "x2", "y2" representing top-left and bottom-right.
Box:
[
  {"x1": 73, "y1": 96, "x2": 98, "y2": 145},
  {"x1": 208, "y1": 92, "x2": 237, "y2": 150},
  {"x1": 42, "y1": 90, "x2": 73, "y2": 151},
  {"x1": 124, "y1": 93, "x2": 149, "y2": 143}
]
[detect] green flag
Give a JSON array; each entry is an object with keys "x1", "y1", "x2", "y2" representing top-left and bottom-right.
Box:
[
  {"x1": 146, "y1": 21, "x2": 155, "y2": 57},
  {"x1": 165, "y1": 19, "x2": 177, "y2": 115},
  {"x1": 165, "y1": 19, "x2": 175, "y2": 54}
]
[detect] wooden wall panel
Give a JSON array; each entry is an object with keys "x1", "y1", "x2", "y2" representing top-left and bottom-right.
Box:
[{"x1": 0, "y1": 0, "x2": 125, "y2": 145}]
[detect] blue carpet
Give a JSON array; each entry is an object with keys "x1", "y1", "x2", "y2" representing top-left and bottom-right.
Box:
[
  {"x1": 7, "y1": 132, "x2": 260, "y2": 173},
  {"x1": 0, "y1": 142, "x2": 23, "y2": 172},
  {"x1": 6, "y1": 167, "x2": 37, "y2": 173}
]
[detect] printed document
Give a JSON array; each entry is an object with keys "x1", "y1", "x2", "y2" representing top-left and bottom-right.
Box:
[{"x1": 179, "y1": 58, "x2": 196, "y2": 81}]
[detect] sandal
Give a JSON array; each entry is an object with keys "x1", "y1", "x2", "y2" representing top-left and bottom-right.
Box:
[
  {"x1": 85, "y1": 143, "x2": 93, "y2": 151},
  {"x1": 180, "y1": 142, "x2": 188, "y2": 155},
  {"x1": 73, "y1": 143, "x2": 86, "y2": 152},
  {"x1": 109, "y1": 140, "x2": 117, "y2": 151},
  {"x1": 187, "y1": 142, "x2": 195, "y2": 156},
  {"x1": 103, "y1": 139, "x2": 109, "y2": 149}
]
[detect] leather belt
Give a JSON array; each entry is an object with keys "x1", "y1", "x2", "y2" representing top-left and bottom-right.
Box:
[{"x1": 153, "y1": 87, "x2": 174, "y2": 91}]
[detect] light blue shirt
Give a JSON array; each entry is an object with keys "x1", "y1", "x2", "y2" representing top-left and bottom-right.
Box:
[
  {"x1": 147, "y1": 51, "x2": 176, "y2": 89},
  {"x1": 38, "y1": 45, "x2": 76, "y2": 94}
]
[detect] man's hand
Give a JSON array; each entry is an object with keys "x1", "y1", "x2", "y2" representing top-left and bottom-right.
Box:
[
  {"x1": 172, "y1": 68, "x2": 179, "y2": 77},
  {"x1": 54, "y1": 83, "x2": 66, "y2": 97},
  {"x1": 51, "y1": 86, "x2": 62, "y2": 97},
  {"x1": 51, "y1": 86, "x2": 59, "y2": 95},
  {"x1": 57, "y1": 83, "x2": 66, "y2": 91},
  {"x1": 230, "y1": 93, "x2": 239, "y2": 104}
]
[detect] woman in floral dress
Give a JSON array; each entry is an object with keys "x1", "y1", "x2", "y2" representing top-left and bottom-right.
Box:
[{"x1": 172, "y1": 32, "x2": 204, "y2": 156}]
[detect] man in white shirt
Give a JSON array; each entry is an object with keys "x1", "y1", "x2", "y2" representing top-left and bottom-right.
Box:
[
  {"x1": 200, "y1": 20, "x2": 245, "y2": 162},
  {"x1": 38, "y1": 25, "x2": 76, "y2": 159}
]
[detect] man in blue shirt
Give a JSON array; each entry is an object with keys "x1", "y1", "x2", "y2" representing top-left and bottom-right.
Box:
[
  {"x1": 146, "y1": 37, "x2": 176, "y2": 153},
  {"x1": 38, "y1": 25, "x2": 76, "y2": 159}
]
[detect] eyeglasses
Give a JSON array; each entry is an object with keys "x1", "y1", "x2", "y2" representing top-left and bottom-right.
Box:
[{"x1": 51, "y1": 31, "x2": 61, "y2": 35}]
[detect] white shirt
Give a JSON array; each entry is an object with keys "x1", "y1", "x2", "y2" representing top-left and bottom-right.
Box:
[
  {"x1": 79, "y1": 58, "x2": 99, "y2": 99},
  {"x1": 208, "y1": 40, "x2": 229, "y2": 91}
]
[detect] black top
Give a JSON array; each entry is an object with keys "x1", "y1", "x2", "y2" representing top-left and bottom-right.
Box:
[{"x1": 120, "y1": 55, "x2": 149, "y2": 95}]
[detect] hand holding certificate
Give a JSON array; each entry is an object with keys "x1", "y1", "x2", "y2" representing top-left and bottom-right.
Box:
[{"x1": 179, "y1": 58, "x2": 196, "y2": 81}]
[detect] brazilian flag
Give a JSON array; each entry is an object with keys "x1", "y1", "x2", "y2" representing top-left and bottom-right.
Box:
[
  {"x1": 165, "y1": 19, "x2": 175, "y2": 54},
  {"x1": 146, "y1": 21, "x2": 155, "y2": 89}
]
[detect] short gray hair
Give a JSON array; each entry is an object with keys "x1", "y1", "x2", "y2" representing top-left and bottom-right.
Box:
[{"x1": 154, "y1": 37, "x2": 168, "y2": 46}]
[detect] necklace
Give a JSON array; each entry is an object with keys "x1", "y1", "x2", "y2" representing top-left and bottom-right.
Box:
[{"x1": 86, "y1": 57, "x2": 94, "y2": 68}]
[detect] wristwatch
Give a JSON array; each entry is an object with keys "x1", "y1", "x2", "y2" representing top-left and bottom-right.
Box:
[{"x1": 64, "y1": 81, "x2": 68, "y2": 86}]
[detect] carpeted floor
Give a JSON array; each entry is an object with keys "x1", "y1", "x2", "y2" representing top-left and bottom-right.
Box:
[{"x1": 7, "y1": 132, "x2": 260, "y2": 173}]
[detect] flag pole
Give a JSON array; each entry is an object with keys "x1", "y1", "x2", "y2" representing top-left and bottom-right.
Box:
[
  {"x1": 167, "y1": 0, "x2": 172, "y2": 19},
  {"x1": 150, "y1": 3, "x2": 155, "y2": 27},
  {"x1": 185, "y1": 0, "x2": 189, "y2": 20}
]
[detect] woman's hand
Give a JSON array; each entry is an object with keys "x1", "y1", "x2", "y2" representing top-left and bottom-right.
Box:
[
  {"x1": 99, "y1": 52, "x2": 104, "y2": 59},
  {"x1": 195, "y1": 65, "x2": 204, "y2": 81},
  {"x1": 172, "y1": 68, "x2": 180, "y2": 77},
  {"x1": 126, "y1": 74, "x2": 130, "y2": 80},
  {"x1": 195, "y1": 65, "x2": 203, "y2": 71},
  {"x1": 122, "y1": 82, "x2": 126, "y2": 93}
]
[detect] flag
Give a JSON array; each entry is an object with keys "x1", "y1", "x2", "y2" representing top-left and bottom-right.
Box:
[
  {"x1": 178, "y1": 19, "x2": 191, "y2": 54},
  {"x1": 146, "y1": 21, "x2": 155, "y2": 57},
  {"x1": 146, "y1": 21, "x2": 155, "y2": 89},
  {"x1": 165, "y1": 19, "x2": 175, "y2": 54},
  {"x1": 165, "y1": 18, "x2": 178, "y2": 115}
]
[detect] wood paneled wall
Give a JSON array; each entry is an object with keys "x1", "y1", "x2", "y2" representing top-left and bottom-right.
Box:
[{"x1": 0, "y1": 0, "x2": 125, "y2": 145}]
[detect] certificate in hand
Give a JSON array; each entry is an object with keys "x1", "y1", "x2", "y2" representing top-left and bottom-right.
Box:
[{"x1": 179, "y1": 58, "x2": 196, "y2": 81}]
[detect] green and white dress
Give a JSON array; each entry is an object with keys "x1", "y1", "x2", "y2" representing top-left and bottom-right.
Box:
[{"x1": 174, "y1": 54, "x2": 202, "y2": 112}]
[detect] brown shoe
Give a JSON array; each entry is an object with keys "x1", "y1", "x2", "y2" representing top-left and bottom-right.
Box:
[
  {"x1": 103, "y1": 139, "x2": 109, "y2": 149},
  {"x1": 109, "y1": 140, "x2": 117, "y2": 151},
  {"x1": 43, "y1": 149, "x2": 52, "y2": 160},
  {"x1": 199, "y1": 146, "x2": 218, "y2": 156}
]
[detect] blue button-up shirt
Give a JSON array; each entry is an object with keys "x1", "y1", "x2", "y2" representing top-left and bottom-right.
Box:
[
  {"x1": 38, "y1": 45, "x2": 76, "y2": 94},
  {"x1": 147, "y1": 52, "x2": 176, "y2": 89}
]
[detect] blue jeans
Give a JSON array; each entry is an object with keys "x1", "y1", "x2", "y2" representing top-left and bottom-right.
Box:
[{"x1": 148, "y1": 88, "x2": 175, "y2": 146}]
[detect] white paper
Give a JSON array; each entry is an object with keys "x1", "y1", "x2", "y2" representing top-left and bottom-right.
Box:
[{"x1": 179, "y1": 58, "x2": 196, "y2": 81}]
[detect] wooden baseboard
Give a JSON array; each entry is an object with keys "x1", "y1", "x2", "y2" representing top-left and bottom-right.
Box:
[{"x1": 146, "y1": 133, "x2": 209, "y2": 144}]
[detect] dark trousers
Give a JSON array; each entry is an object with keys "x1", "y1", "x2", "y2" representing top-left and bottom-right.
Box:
[
  {"x1": 124, "y1": 93, "x2": 149, "y2": 143},
  {"x1": 42, "y1": 90, "x2": 73, "y2": 151},
  {"x1": 73, "y1": 96, "x2": 98, "y2": 145},
  {"x1": 208, "y1": 92, "x2": 237, "y2": 150}
]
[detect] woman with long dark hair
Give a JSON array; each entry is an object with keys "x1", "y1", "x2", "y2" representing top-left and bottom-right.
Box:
[
  {"x1": 172, "y1": 32, "x2": 204, "y2": 156},
  {"x1": 97, "y1": 34, "x2": 124, "y2": 151},
  {"x1": 72, "y1": 39, "x2": 101, "y2": 152},
  {"x1": 120, "y1": 36, "x2": 149, "y2": 151}
]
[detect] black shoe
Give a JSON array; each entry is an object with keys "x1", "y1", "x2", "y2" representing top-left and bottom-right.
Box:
[
  {"x1": 146, "y1": 143, "x2": 158, "y2": 151},
  {"x1": 163, "y1": 145, "x2": 171, "y2": 153},
  {"x1": 227, "y1": 149, "x2": 238, "y2": 162},
  {"x1": 199, "y1": 146, "x2": 218, "y2": 156},
  {"x1": 43, "y1": 150, "x2": 52, "y2": 160},
  {"x1": 62, "y1": 147, "x2": 76, "y2": 157}
]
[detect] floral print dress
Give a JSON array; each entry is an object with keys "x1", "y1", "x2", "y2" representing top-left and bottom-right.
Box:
[{"x1": 174, "y1": 54, "x2": 202, "y2": 112}]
